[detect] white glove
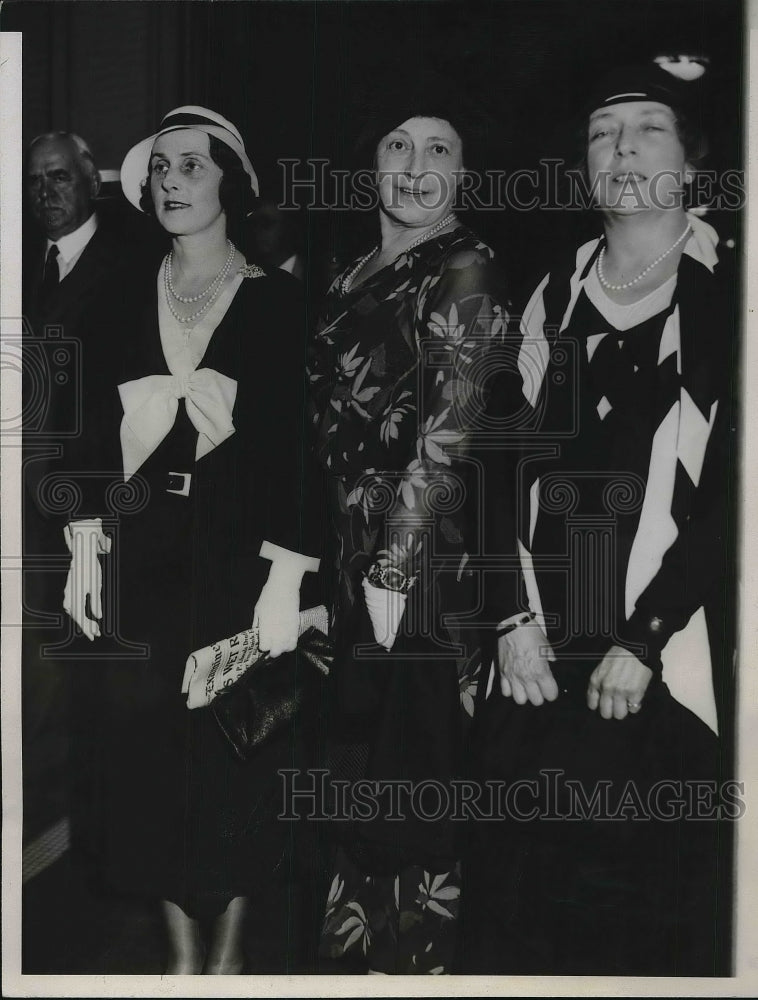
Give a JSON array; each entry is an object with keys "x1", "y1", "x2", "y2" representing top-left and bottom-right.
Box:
[
  {"x1": 254, "y1": 542, "x2": 319, "y2": 658},
  {"x1": 362, "y1": 578, "x2": 407, "y2": 651},
  {"x1": 62, "y1": 519, "x2": 111, "y2": 641}
]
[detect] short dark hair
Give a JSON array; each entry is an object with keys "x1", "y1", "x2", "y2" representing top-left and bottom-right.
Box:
[
  {"x1": 349, "y1": 70, "x2": 495, "y2": 177},
  {"x1": 139, "y1": 134, "x2": 257, "y2": 220},
  {"x1": 669, "y1": 105, "x2": 709, "y2": 166}
]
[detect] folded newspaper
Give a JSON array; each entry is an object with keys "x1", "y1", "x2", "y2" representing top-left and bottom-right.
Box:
[{"x1": 182, "y1": 604, "x2": 329, "y2": 710}]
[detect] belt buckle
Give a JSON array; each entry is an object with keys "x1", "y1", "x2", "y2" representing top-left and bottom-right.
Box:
[{"x1": 167, "y1": 471, "x2": 191, "y2": 497}]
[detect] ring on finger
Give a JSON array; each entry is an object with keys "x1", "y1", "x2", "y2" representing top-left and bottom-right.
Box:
[{"x1": 627, "y1": 700, "x2": 642, "y2": 711}]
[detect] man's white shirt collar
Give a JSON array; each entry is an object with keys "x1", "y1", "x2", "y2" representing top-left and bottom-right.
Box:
[{"x1": 47, "y1": 212, "x2": 98, "y2": 274}]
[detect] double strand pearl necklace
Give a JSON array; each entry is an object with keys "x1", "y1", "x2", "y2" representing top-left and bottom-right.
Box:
[
  {"x1": 340, "y1": 213, "x2": 457, "y2": 295},
  {"x1": 164, "y1": 239, "x2": 236, "y2": 325},
  {"x1": 596, "y1": 224, "x2": 691, "y2": 292}
]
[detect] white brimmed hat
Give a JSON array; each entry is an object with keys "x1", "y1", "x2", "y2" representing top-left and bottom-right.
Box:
[{"x1": 120, "y1": 106, "x2": 259, "y2": 210}]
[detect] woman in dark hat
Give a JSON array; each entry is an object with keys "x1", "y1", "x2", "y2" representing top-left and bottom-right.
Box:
[
  {"x1": 62, "y1": 107, "x2": 321, "y2": 972},
  {"x1": 464, "y1": 64, "x2": 737, "y2": 975},
  {"x1": 309, "y1": 78, "x2": 510, "y2": 973}
]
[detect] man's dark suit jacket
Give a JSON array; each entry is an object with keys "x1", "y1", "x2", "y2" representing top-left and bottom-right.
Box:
[
  {"x1": 25, "y1": 220, "x2": 124, "y2": 339},
  {"x1": 22, "y1": 215, "x2": 158, "y2": 627},
  {"x1": 21, "y1": 212, "x2": 163, "y2": 846}
]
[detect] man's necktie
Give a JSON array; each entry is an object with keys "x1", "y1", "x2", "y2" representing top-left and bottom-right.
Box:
[{"x1": 40, "y1": 243, "x2": 60, "y2": 307}]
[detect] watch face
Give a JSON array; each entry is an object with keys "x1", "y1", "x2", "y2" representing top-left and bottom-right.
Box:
[
  {"x1": 366, "y1": 563, "x2": 415, "y2": 592},
  {"x1": 382, "y1": 566, "x2": 406, "y2": 591}
]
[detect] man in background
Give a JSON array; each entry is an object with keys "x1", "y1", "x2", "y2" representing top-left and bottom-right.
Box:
[{"x1": 21, "y1": 130, "x2": 149, "y2": 856}]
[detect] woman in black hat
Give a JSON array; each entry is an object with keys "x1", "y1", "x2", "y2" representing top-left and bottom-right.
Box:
[
  {"x1": 62, "y1": 107, "x2": 322, "y2": 973},
  {"x1": 464, "y1": 64, "x2": 737, "y2": 975},
  {"x1": 309, "y1": 81, "x2": 510, "y2": 973}
]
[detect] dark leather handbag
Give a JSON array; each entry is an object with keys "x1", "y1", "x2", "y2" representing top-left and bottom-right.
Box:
[{"x1": 211, "y1": 626, "x2": 333, "y2": 761}]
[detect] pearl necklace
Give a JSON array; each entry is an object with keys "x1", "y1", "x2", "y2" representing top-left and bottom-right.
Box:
[
  {"x1": 167, "y1": 238, "x2": 235, "y2": 303},
  {"x1": 340, "y1": 213, "x2": 457, "y2": 295},
  {"x1": 596, "y1": 224, "x2": 691, "y2": 291},
  {"x1": 163, "y1": 242, "x2": 237, "y2": 325}
]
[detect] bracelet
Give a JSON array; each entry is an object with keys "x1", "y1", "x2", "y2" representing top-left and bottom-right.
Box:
[
  {"x1": 365, "y1": 561, "x2": 417, "y2": 594},
  {"x1": 495, "y1": 612, "x2": 535, "y2": 638}
]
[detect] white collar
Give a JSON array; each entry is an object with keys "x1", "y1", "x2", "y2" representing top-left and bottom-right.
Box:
[
  {"x1": 47, "y1": 212, "x2": 98, "y2": 264},
  {"x1": 681, "y1": 211, "x2": 719, "y2": 273}
]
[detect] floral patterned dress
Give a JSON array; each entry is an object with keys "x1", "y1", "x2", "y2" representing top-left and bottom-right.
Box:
[{"x1": 308, "y1": 227, "x2": 509, "y2": 972}]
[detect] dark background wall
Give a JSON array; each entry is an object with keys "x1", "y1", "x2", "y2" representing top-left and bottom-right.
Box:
[{"x1": 2, "y1": 0, "x2": 744, "y2": 305}]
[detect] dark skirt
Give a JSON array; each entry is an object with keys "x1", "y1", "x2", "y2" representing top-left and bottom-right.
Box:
[
  {"x1": 460, "y1": 662, "x2": 731, "y2": 976},
  {"x1": 86, "y1": 429, "x2": 314, "y2": 921},
  {"x1": 318, "y1": 475, "x2": 483, "y2": 972}
]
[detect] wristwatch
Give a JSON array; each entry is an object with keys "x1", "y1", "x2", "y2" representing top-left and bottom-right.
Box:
[
  {"x1": 495, "y1": 611, "x2": 535, "y2": 637},
  {"x1": 365, "y1": 561, "x2": 417, "y2": 594}
]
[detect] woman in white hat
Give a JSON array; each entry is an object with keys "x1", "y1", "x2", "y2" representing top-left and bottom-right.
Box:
[{"x1": 63, "y1": 107, "x2": 322, "y2": 973}]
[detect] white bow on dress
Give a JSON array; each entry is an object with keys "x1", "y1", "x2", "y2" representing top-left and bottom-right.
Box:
[{"x1": 118, "y1": 368, "x2": 238, "y2": 480}]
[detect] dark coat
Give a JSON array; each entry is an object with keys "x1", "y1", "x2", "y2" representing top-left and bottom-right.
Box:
[
  {"x1": 21, "y1": 217, "x2": 155, "y2": 629},
  {"x1": 25, "y1": 220, "x2": 129, "y2": 335}
]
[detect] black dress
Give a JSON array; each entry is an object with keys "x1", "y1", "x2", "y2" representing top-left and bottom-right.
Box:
[{"x1": 77, "y1": 262, "x2": 321, "y2": 921}]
